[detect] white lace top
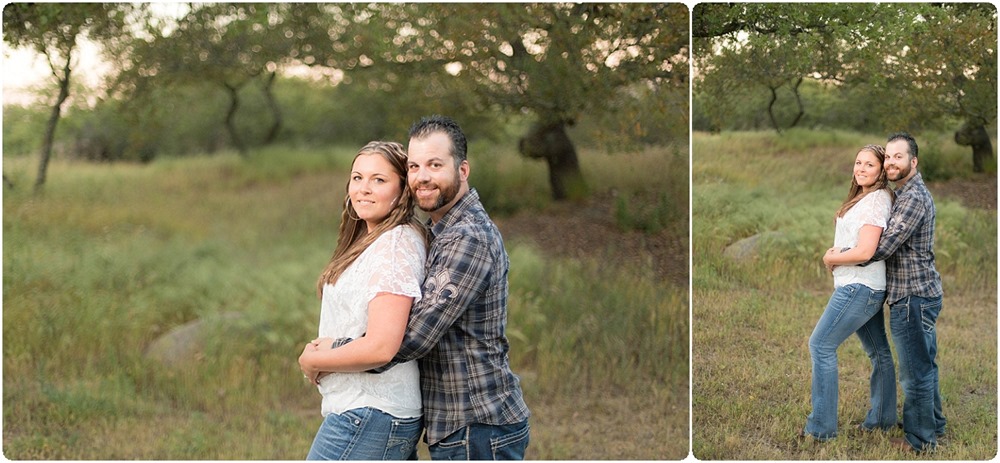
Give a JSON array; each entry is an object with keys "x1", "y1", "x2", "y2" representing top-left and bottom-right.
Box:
[
  {"x1": 832, "y1": 189, "x2": 891, "y2": 290},
  {"x1": 316, "y1": 224, "x2": 426, "y2": 418}
]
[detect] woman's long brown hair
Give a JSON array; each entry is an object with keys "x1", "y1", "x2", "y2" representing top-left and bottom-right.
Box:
[
  {"x1": 316, "y1": 141, "x2": 427, "y2": 297},
  {"x1": 835, "y1": 144, "x2": 894, "y2": 219}
]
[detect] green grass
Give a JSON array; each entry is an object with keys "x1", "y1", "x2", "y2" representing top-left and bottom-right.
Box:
[
  {"x1": 692, "y1": 130, "x2": 997, "y2": 460},
  {"x1": 3, "y1": 142, "x2": 688, "y2": 459}
]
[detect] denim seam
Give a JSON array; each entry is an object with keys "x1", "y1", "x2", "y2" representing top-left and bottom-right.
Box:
[
  {"x1": 384, "y1": 415, "x2": 420, "y2": 459},
  {"x1": 490, "y1": 423, "x2": 530, "y2": 455},
  {"x1": 919, "y1": 300, "x2": 940, "y2": 334},
  {"x1": 432, "y1": 426, "x2": 471, "y2": 458},
  {"x1": 857, "y1": 322, "x2": 891, "y2": 428},
  {"x1": 817, "y1": 285, "x2": 863, "y2": 342},
  {"x1": 864, "y1": 290, "x2": 885, "y2": 317},
  {"x1": 340, "y1": 407, "x2": 372, "y2": 460}
]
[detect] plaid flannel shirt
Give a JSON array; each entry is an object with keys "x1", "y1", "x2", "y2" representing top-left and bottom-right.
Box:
[
  {"x1": 345, "y1": 188, "x2": 530, "y2": 445},
  {"x1": 870, "y1": 172, "x2": 943, "y2": 305}
]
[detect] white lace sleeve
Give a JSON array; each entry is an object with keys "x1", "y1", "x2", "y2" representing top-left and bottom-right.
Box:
[
  {"x1": 855, "y1": 190, "x2": 892, "y2": 228},
  {"x1": 363, "y1": 225, "x2": 427, "y2": 305}
]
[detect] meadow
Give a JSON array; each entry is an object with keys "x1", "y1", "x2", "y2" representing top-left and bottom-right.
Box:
[
  {"x1": 2, "y1": 141, "x2": 688, "y2": 459},
  {"x1": 692, "y1": 129, "x2": 998, "y2": 460}
]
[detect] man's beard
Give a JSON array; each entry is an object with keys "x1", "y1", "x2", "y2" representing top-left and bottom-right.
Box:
[
  {"x1": 413, "y1": 175, "x2": 460, "y2": 213},
  {"x1": 887, "y1": 163, "x2": 911, "y2": 181}
]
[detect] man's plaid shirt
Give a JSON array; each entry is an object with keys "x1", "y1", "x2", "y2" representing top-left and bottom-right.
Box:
[
  {"x1": 871, "y1": 172, "x2": 943, "y2": 305},
  {"x1": 374, "y1": 188, "x2": 529, "y2": 445}
]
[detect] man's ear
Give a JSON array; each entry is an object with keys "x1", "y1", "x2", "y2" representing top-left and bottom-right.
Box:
[
  {"x1": 459, "y1": 159, "x2": 470, "y2": 182},
  {"x1": 912, "y1": 156, "x2": 919, "y2": 170}
]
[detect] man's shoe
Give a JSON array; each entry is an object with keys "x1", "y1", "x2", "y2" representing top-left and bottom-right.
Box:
[
  {"x1": 890, "y1": 437, "x2": 916, "y2": 453},
  {"x1": 891, "y1": 437, "x2": 938, "y2": 453},
  {"x1": 797, "y1": 427, "x2": 829, "y2": 443}
]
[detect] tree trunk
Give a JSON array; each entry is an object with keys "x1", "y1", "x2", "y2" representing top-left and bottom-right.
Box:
[
  {"x1": 789, "y1": 77, "x2": 805, "y2": 128},
  {"x1": 223, "y1": 82, "x2": 247, "y2": 156},
  {"x1": 955, "y1": 121, "x2": 993, "y2": 173},
  {"x1": 262, "y1": 72, "x2": 282, "y2": 145},
  {"x1": 517, "y1": 121, "x2": 589, "y2": 201},
  {"x1": 767, "y1": 86, "x2": 783, "y2": 134},
  {"x1": 35, "y1": 52, "x2": 73, "y2": 195}
]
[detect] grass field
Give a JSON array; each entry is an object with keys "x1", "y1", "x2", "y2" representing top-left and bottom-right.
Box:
[
  {"x1": 2, "y1": 141, "x2": 688, "y2": 459},
  {"x1": 692, "y1": 129, "x2": 998, "y2": 460}
]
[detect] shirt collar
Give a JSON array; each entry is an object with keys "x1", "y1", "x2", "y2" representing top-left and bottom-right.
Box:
[
  {"x1": 428, "y1": 188, "x2": 480, "y2": 239},
  {"x1": 896, "y1": 171, "x2": 924, "y2": 195}
]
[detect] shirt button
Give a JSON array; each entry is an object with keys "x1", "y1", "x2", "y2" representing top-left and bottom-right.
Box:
[{"x1": 354, "y1": 419, "x2": 361, "y2": 425}]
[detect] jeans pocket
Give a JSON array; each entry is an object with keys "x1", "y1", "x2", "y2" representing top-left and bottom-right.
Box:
[
  {"x1": 430, "y1": 427, "x2": 470, "y2": 460},
  {"x1": 827, "y1": 284, "x2": 860, "y2": 318},
  {"x1": 385, "y1": 416, "x2": 421, "y2": 460},
  {"x1": 340, "y1": 408, "x2": 370, "y2": 429},
  {"x1": 491, "y1": 423, "x2": 530, "y2": 459},
  {"x1": 864, "y1": 290, "x2": 886, "y2": 317},
  {"x1": 919, "y1": 299, "x2": 941, "y2": 334}
]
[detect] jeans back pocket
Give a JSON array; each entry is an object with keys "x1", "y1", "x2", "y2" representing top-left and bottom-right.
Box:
[{"x1": 863, "y1": 289, "x2": 886, "y2": 317}]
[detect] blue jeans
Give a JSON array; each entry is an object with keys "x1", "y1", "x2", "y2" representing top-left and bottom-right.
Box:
[
  {"x1": 890, "y1": 295, "x2": 945, "y2": 451},
  {"x1": 805, "y1": 284, "x2": 896, "y2": 440},
  {"x1": 428, "y1": 421, "x2": 530, "y2": 460},
  {"x1": 307, "y1": 407, "x2": 422, "y2": 460}
]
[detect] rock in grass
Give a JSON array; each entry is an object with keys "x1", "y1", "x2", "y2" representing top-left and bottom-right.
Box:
[
  {"x1": 723, "y1": 232, "x2": 786, "y2": 262},
  {"x1": 145, "y1": 312, "x2": 243, "y2": 367}
]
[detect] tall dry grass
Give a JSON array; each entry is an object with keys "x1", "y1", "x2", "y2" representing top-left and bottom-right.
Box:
[
  {"x1": 3, "y1": 140, "x2": 688, "y2": 459},
  {"x1": 692, "y1": 130, "x2": 997, "y2": 460}
]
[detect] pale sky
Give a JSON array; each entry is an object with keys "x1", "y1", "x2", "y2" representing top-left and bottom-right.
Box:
[
  {"x1": 0, "y1": 2, "x2": 188, "y2": 107},
  {"x1": 2, "y1": 44, "x2": 53, "y2": 106},
  {"x1": 2, "y1": 38, "x2": 112, "y2": 106}
]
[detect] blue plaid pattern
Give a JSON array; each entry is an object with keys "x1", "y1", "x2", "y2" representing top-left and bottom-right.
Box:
[{"x1": 871, "y1": 172, "x2": 943, "y2": 304}]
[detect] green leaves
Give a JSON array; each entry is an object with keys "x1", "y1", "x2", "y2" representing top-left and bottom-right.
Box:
[{"x1": 695, "y1": 3, "x2": 997, "y2": 135}]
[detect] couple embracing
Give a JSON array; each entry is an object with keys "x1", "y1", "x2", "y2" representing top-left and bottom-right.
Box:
[
  {"x1": 298, "y1": 115, "x2": 531, "y2": 460},
  {"x1": 803, "y1": 132, "x2": 945, "y2": 453}
]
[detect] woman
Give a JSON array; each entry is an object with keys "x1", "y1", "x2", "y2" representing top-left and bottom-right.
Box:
[
  {"x1": 802, "y1": 144, "x2": 896, "y2": 441},
  {"x1": 298, "y1": 141, "x2": 427, "y2": 460}
]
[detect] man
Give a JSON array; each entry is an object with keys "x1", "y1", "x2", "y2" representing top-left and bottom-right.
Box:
[
  {"x1": 324, "y1": 115, "x2": 531, "y2": 459},
  {"x1": 851, "y1": 132, "x2": 945, "y2": 452}
]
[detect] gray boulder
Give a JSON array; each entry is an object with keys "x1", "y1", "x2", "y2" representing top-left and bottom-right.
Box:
[
  {"x1": 723, "y1": 231, "x2": 787, "y2": 262},
  {"x1": 145, "y1": 312, "x2": 243, "y2": 367}
]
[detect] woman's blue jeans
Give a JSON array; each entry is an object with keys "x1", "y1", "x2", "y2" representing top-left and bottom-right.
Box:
[
  {"x1": 805, "y1": 283, "x2": 896, "y2": 440},
  {"x1": 306, "y1": 407, "x2": 422, "y2": 460}
]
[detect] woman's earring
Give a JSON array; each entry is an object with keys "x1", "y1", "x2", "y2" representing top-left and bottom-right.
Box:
[{"x1": 345, "y1": 198, "x2": 361, "y2": 221}]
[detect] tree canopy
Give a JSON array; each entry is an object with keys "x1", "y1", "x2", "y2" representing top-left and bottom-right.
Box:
[
  {"x1": 5, "y1": 3, "x2": 690, "y2": 198},
  {"x1": 694, "y1": 3, "x2": 996, "y2": 171},
  {"x1": 3, "y1": 3, "x2": 133, "y2": 191}
]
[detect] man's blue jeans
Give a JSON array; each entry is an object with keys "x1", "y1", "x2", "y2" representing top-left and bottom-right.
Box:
[
  {"x1": 428, "y1": 421, "x2": 530, "y2": 460},
  {"x1": 890, "y1": 295, "x2": 945, "y2": 451},
  {"x1": 805, "y1": 283, "x2": 896, "y2": 440},
  {"x1": 306, "y1": 407, "x2": 422, "y2": 460}
]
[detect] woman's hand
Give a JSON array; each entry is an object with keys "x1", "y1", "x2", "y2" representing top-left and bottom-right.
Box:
[
  {"x1": 299, "y1": 337, "x2": 334, "y2": 385},
  {"x1": 823, "y1": 247, "x2": 839, "y2": 272}
]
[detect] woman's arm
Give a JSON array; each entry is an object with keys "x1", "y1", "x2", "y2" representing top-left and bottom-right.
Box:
[
  {"x1": 298, "y1": 292, "x2": 412, "y2": 382},
  {"x1": 824, "y1": 224, "x2": 883, "y2": 267}
]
